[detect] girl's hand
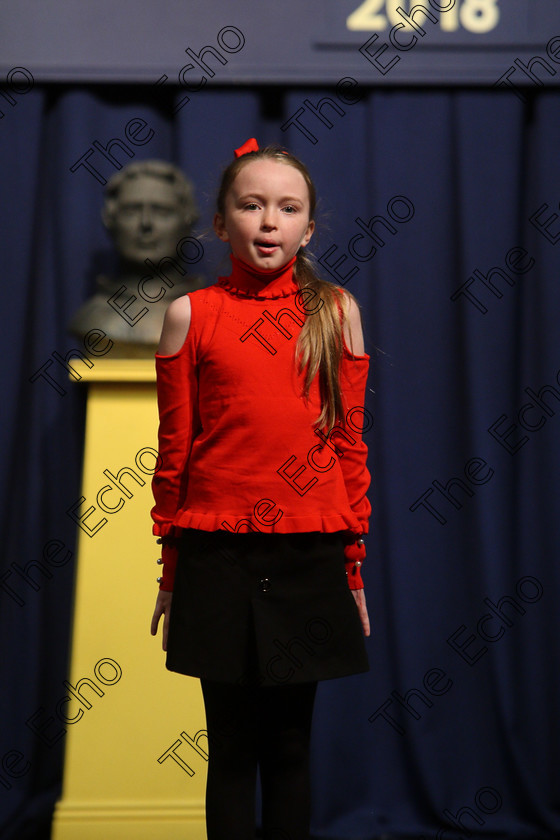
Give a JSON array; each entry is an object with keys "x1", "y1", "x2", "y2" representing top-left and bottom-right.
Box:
[
  {"x1": 151, "y1": 590, "x2": 173, "y2": 651},
  {"x1": 351, "y1": 588, "x2": 370, "y2": 637}
]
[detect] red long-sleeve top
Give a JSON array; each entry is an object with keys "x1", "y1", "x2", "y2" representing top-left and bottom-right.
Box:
[{"x1": 151, "y1": 255, "x2": 371, "y2": 590}]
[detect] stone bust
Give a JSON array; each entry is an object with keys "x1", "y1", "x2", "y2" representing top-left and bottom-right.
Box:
[{"x1": 69, "y1": 160, "x2": 205, "y2": 357}]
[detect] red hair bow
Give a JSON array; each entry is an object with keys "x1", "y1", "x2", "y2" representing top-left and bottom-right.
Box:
[{"x1": 234, "y1": 137, "x2": 259, "y2": 158}]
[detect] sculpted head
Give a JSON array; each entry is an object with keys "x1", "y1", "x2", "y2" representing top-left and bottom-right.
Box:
[{"x1": 102, "y1": 160, "x2": 198, "y2": 266}]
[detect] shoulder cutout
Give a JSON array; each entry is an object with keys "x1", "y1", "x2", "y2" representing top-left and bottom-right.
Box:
[
  {"x1": 157, "y1": 295, "x2": 192, "y2": 356},
  {"x1": 341, "y1": 292, "x2": 365, "y2": 356}
]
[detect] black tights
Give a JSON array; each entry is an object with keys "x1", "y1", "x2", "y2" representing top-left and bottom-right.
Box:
[{"x1": 200, "y1": 678, "x2": 318, "y2": 840}]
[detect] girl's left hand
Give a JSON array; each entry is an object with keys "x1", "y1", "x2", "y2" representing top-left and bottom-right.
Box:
[{"x1": 351, "y1": 588, "x2": 370, "y2": 637}]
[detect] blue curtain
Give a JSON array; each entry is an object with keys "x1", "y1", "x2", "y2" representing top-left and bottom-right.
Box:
[{"x1": 1, "y1": 82, "x2": 559, "y2": 839}]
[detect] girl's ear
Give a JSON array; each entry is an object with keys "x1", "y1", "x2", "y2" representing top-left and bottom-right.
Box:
[
  {"x1": 300, "y1": 219, "x2": 315, "y2": 248},
  {"x1": 213, "y1": 212, "x2": 229, "y2": 242}
]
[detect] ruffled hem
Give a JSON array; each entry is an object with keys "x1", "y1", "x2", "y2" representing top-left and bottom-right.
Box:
[
  {"x1": 152, "y1": 522, "x2": 183, "y2": 538},
  {"x1": 171, "y1": 509, "x2": 364, "y2": 536}
]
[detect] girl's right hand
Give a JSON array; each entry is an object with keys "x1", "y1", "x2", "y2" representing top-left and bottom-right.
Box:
[{"x1": 151, "y1": 590, "x2": 173, "y2": 651}]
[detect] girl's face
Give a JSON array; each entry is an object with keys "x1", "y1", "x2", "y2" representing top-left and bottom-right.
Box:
[{"x1": 214, "y1": 158, "x2": 315, "y2": 271}]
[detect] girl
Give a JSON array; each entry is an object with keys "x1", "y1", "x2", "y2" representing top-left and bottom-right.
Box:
[{"x1": 150, "y1": 138, "x2": 371, "y2": 840}]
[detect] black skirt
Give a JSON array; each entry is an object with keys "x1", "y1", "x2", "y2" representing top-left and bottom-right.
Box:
[{"x1": 166, "y1": 528, "x2": 369, "y2": 687}]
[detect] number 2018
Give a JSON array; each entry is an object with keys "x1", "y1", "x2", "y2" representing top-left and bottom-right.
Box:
[{"x1": 347, "y1": 0, "x2": 500, "y2": 34}]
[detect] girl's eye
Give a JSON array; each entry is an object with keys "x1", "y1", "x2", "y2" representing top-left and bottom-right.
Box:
[
  {"x1": 245, "y1": 203, "x2": 259, "y2": 210},
  {"x1": 283, "y1": 205, "x2": 297, "y2": 214}
]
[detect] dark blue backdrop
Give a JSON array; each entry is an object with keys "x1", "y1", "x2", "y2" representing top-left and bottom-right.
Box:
[{"x1": 1, "y1": 82, "x2": 559, "y2": 839}]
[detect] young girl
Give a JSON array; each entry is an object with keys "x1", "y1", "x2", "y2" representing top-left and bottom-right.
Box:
[{"x1": 150, "y1": 138, "x2": 371, "y2": 840}]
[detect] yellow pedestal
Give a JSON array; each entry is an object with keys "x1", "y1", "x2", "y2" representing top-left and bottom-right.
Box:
[{"x1": 52, "y1": 360, "x2": 207, "y2": 840}]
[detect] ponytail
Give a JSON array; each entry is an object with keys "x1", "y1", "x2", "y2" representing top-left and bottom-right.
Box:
[{"x1": 294, "y1": 250, "x2": 359, "y2": 431}]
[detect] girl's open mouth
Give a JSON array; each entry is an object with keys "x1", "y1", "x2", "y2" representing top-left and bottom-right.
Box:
[{"x1": 255, "y1": 242, "x2": 279, "y2": 254}]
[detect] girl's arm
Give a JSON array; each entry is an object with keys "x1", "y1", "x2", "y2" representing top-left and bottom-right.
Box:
[
  {"x1": 338, "y1": 293, "x2": 372, "y2": 590},
  {"x1": 158, "y1": 295, "x2": 191, "y2": 355},
  {"x1": 342, "y1": 294, "x2": 365, "y2": 356},
  {"x1": 151, "y1": 295, "x2": 199, "y2": 591}
]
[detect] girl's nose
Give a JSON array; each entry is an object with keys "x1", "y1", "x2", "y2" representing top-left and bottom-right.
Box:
[{"x1": 260, "y1": 208, "x2": 277, "y2": 229}]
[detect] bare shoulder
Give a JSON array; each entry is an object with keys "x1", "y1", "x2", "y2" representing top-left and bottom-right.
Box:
[
  {"x1": 339, "y1": 290, "x2": 365, "y2": 356},
  {"x1": 157, "y1": 295, "x2": 192, "y2": 356}
]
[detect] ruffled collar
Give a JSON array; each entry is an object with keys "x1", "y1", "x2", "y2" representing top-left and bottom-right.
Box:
[{"x1": 217, "y1": 254, "x2": 298, "y2": 300}]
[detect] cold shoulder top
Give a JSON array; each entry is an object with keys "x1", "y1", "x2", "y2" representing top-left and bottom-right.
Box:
[{"x1": 151, "y1": 254, "x2": 371, "y2": 590}]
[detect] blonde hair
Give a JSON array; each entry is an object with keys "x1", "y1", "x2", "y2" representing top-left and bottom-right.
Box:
[{"x1": 216, "y1": 145, "x2": 361, "y2": 431}]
